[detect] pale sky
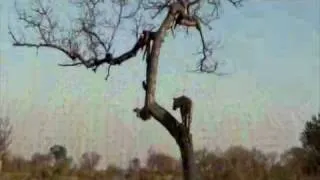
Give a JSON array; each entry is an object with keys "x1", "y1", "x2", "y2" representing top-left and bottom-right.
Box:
[{"x1": 0, "y1": 0, "x2": 319, "y2": 168}]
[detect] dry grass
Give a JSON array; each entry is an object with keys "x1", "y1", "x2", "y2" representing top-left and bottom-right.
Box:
[{"x1": 0, "y1": 145, "x2": 318, "y2": 180}]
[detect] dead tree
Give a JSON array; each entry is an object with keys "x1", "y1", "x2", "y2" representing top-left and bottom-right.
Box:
[{"x1": 9, "y1": 0, "x2": 243, "y2": 179}]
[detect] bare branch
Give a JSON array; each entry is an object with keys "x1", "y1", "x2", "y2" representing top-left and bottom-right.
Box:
[
  {"x1": 106, "y1": 0, "x2": 125, "y2": 52},
  {"x1": 105, "y1": 64, "x2": 112, "y2": 80},
  {"x1": 227, "y1": 0, "x2": 244, "y2": 7},
  {"x1": 11, "y1": 0, "x2": 244, "y2": 77},
  {"x1": 10, "y1": 0, "x2": 144, "y2": 79},
  {"x1": 147, "y1": 0, "x2": 172, "y2": 19},
  {"x1": 81, "y1": 23, "x2": 108, "y2": 53},
  {"x1": 121, "y1": 0, "x2": 143, "y2": 18},
  {"x1": 8, "y1": 27, "x2": 18, "y2": 43},
  {"x1": 57, "y1": 30, "x2": 155, "y2": 71},
  {"x1": 13, "y1": 41, "x2": 89, "y2": 65}
]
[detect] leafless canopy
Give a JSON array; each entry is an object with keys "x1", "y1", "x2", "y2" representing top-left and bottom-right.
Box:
[
  {"x1": 10, "y1": 0, "x2": 243, "y2": 79},
  {"x1": 79, "y1": 151, "x2": 102, "y2": 170}
]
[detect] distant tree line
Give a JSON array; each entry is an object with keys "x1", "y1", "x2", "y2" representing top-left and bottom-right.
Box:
[{"x1": 0, "y1": 113, "x2": 319, "y2": 179}]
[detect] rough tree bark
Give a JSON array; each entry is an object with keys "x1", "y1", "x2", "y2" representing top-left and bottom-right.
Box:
[
  {"x1": 132, "y1": 4, "x2": 199, "y2": 179},
  {"x1": 10, "y1": 0, "x2": 244, "y2": 179}
]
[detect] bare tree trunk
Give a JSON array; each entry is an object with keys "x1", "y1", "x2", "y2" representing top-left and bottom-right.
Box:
[
  {"x1": 138, "y1": 103, "x2": 198, "y2": 180},
  {"x1": 131, "y1": 4, "x2": 200, "y2": 179},
  {"x1": 179, "y1": 133, "x2": 197, "y2": 180}
]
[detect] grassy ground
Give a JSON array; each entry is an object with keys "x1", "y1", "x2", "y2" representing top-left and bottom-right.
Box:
[{"x1": 1, "y1": 172, "x2": 319, "y2": 180}]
